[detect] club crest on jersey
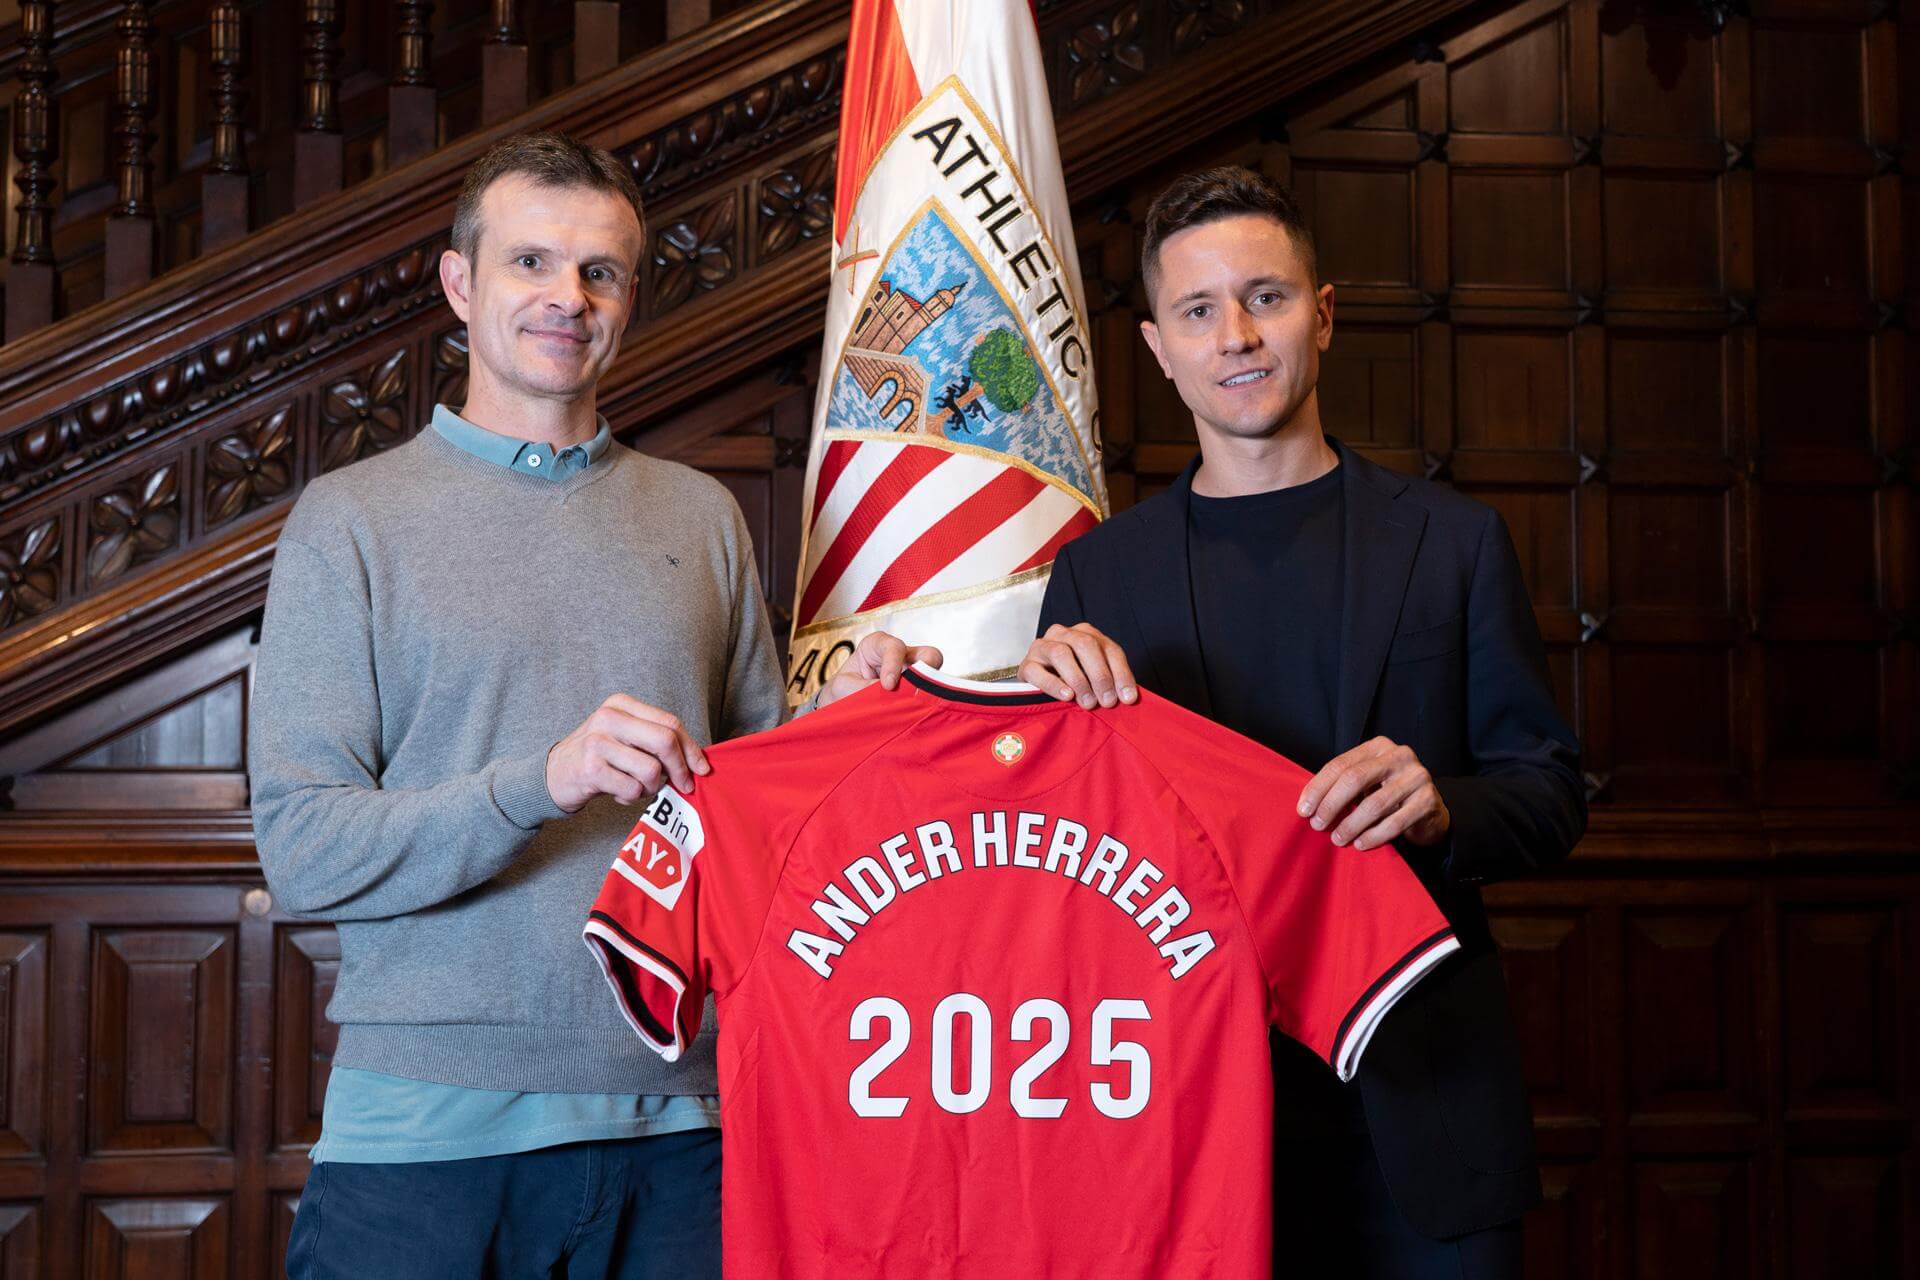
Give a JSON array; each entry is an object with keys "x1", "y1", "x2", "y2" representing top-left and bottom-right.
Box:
[
  {"x1": 613, "y1": 787, "x2": 706, "y2": 910},
  {"x1": 991, "y1": 732, "x2": 1026, "y2": 766}
]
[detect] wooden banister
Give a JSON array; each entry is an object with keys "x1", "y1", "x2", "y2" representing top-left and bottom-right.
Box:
[
  {"x1": 294, "y1": 0, "x2": 345, "y2": 206},
  {"x1": 5, "y1": 0, "x2": 60, "y2": 342},
  {"x1": 201, "y1": 1, "x2": 251, "y2": 252},
  {"x1": 482, "y1": 1, "x2": 530, "y2": 125},
  {"x1": 575, "y1": 1, "x2": 621, "y2": 81},
  {"x1": 389, "y1": 1, "x2": 438, "y2": 167},
  {"x1": 105, "y1": 0, "x2": 158, "y2": 298}
]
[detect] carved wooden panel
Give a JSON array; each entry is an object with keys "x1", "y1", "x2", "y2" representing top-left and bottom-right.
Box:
[
  {"x1": 1526, "y1": 1161, "x2": 1600, "y2": 1280},
  {"x1": 270, "y1": 1192, "x2": 299, "y2": 1280},
  {"x1": 89, "y1": 927, "x2": 235, "y2": 1154},
  {"x1": 1630, "y1": 1160, "x2": 1753, "y2": 1280},
  {"x1": 272, "y1": 927, "x2": 337, "y2": 1153},
  {"x1": 1781, "y1": 907, "x2": 1899, "y2": 1117},
  {"x1": 1786, "y1": 1155, "x2": 1903, "y2": 1280},
  {"x1": 1490, "y1": 910, "x2": 1596, "y2": 1130},
  {"x1": 0, "y1": 1203, "x2": 42, "y2": 1280},
  {"x1": 84, "y1": 1196, "x2": 229, "y2": 1280},
  {"x1": 0, "y1": 934, "x2": 48, "y2": 1161},
  {"x1": 1624, "y1": 908, "x2": 1758, "y2": 1121}
]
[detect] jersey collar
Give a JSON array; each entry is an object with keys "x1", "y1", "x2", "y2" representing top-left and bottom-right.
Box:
[{"x1": 902, "y1": 662, "x2": 1058, "y2": 707}]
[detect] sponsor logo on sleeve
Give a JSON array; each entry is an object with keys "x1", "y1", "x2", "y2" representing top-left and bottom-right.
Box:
[{"x1": 614, "y1": 787, "x2": 707, "y2": 910}]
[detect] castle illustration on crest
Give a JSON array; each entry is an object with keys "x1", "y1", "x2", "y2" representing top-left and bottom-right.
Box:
[
  {"x1": 843, "y1": 276, "x2": 969, "y2": 432},
  {"x1": 825, "y1": 205, "x2": 1088, "y2": 496}
]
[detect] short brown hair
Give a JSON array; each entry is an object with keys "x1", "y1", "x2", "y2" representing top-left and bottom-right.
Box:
[
  {"x1": 451, "y1": 130, "x2": 646, "y2": 261},
  {"x1": 1140, "y1": 165, "x2": 1316, "y2": 308}
]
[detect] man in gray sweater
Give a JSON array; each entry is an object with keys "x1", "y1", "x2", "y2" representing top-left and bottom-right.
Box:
[{"x1": 250, "y1": 132, "x2": 934, "y2": 1279}]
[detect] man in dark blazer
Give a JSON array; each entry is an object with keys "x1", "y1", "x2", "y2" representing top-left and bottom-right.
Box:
[{"x1": 1019, "y1": 167, "x2": 1585, "y2": 1277}]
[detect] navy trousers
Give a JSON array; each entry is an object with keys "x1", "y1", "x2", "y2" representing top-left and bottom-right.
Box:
[{"x1": 286, "y1": 1130, "x2": 721, "y2": 1280}]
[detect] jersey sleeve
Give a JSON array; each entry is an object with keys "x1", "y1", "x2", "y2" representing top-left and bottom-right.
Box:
[
  {"x1": 583, "y1": 768, "x2": 779, "y2": 1063},
  {"x1": 1121, "y1": 698, "x2": 1460, "y2": 1081}
]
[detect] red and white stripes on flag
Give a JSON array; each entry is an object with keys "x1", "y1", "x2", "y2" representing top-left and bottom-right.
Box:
[{"x1": 785, "y1": 0, "x2": 1105, "y2": 704}]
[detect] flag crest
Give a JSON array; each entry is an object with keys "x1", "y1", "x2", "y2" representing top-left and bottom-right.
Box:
[{"x1": 788, "y1": 3, "x2": 1105, "y2": 703}]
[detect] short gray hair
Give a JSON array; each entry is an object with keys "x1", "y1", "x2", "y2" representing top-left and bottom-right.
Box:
[{"x1": 451, "y1": 130, "x2": 646, "y2": 260}]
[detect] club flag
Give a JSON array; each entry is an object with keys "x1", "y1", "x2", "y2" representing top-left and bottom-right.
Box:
[{"x1": 785, "y1": 0, "x2": 1106, "y2": 705}]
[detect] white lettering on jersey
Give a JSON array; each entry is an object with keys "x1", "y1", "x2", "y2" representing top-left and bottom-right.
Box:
[
  {"x1": 613, "y1": 787, "x2": 706, "y2": 911},
  {"x1": 845, "y1": 996, "x2": 1152, "y2": 1120},
  {"x1": 1161, "y1": 931, "x2": 1215, "y2": 979},
  {"x1": 785, "y1": 810, "x2": 1217, "y2": 982},
  {"x1": 788, "y1": 929, "x2": 845, "y2": 979}
]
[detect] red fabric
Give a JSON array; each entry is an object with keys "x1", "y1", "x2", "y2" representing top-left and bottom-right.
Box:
[
  {"x1": 856, "y1": 467, "x2": 1044, "y2": 610},
  {"x1": 796, "y1": 442, "x2": 948, "y2": 624},
  {"x1": 586, "y1": 673, "x2": 1456, "y2": 1279},
  {"x1": 1012, "y1": 503, "x2": 1099, "y2": 575},
  {"x1": 808, "y1": 437, "x2": 859, "y2": 524},
  {"x1": 834, "y1": 0, "x2": 922, "y2": 244}
]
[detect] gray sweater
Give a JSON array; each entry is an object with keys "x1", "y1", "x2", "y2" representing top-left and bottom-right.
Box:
[{"x1": 248, "y1": 425, "x2": 786, "y2": 1093}]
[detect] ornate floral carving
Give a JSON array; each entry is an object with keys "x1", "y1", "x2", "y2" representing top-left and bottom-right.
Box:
[
  {"x1": 620, "y1": 54, "x2": 843, "y2": 205},
  {"x1": 205, "y1": 404, "x2": 295, "y2": 530},
  {"x1": 1171, "y1": 0, "x2": 1246, "y2": 52},
  {"x1": 320, "y1": 350, "x2": 411, "y2": 473},
  {"x1": 1067, "y1": 4, "x2": 1147, "y2": 106},
  {"x1": 87, "y1": 461, "x2": 178, "y2": 585},
  {"x1": 0, "y1": 241, "x2": 442, "y2": 505},
  {"x1": 758, "y1": 147, "x2": 835, "y2": 263},
  {"x1": 652, "y1": 196, "x2": 738, "y2": 315},
  {"x1": 431, "y1": 326, "x2": 469, "y2": 411},
  {"x1": 0, "y1": 517, "x2": 62, "y2": 628}
]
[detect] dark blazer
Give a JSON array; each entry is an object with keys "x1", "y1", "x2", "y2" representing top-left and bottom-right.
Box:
[{"x1": 1037, "y1": 438, "x2": 1586, "y2": 1238}]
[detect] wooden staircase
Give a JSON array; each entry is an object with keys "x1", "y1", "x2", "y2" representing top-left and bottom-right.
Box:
[{"x1": 0, "y1": 0, "x2": 1480, "y2": 748}]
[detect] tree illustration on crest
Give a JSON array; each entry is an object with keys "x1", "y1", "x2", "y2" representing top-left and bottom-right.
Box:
[{"x1": 968, "y1": 328, "x2": 1040, "y2": 414}]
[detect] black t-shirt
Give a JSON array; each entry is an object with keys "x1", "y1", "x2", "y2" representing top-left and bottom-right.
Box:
[
  {"x1": 1188, "y1": 462, "x2": 1362, "y2": 1138},
  {"x1": 1185, "y1": 461, "x2": 1345, "y2": 773}
]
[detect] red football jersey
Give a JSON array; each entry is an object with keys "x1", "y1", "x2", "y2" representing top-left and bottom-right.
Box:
[{"x1": 585, "y1": 665, "x2": 1459, "y2": 1278}]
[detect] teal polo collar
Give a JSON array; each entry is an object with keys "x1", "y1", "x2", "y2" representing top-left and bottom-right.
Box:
[{"x1": 430, "y1": 404, "x2": 612, "y2": 481}]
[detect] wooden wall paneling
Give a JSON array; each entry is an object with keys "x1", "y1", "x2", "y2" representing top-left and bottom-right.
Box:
[
  {"x1": 0, "y1": 623, "x2": 256, "y2": 812},
  {"x1": 767, "y1": 369, "x2": 812, "y2": 649},
  {"x1": 270, "y1": 926, "x2": 335, "y2": 1155},
  {"x1": 88, "y1": 925, "x2": 236, "y2": 1154},
  {"x1": 0, "y1": 883, "x2": 301, "y2": 1279},
  {"x1": 0, "y1": 1200, "x2": 43, "y2": 1278},
  {"x1": 268, "y1": 1192, "x2": 297, "y2": 1280},
  {"x1": 85, "y1": 1196, "x2": 229, "y2": 1280},
  {"x1": 230, "y1": 891, "x2": 274, "y2": 1280},
  {"x1": 1743, "y1": 2, "x2": 1906, "y2": 806},
  {"x1": 1773, "y1": 879, "x2": 1918, "y2": 1280},
  {"x1": 0, "y1": 931, "x2": 48, "y2": 1163}
]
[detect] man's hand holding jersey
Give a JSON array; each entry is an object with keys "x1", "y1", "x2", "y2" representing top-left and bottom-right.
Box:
[
  {"x1": 547, "y1": 630, "x2": 940, "y2": 811},
  {"x1": 816, "y1": 629, "x2": 944, "y2": 709},
  {"x1": 1019, "y1": 622, "x2": 1450, "y2": 853},
  {"x1": 1019, "y1": 622, "x2": 1140, "y2": 709}
]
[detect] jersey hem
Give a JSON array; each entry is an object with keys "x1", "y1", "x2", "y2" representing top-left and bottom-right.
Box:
[
  {"x1": 585, "y1": 913, "x2": 690, "y2": 1062},
  {"x1": 1332, "y1": 930, "x2": 1460, "y2": 1081}
]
